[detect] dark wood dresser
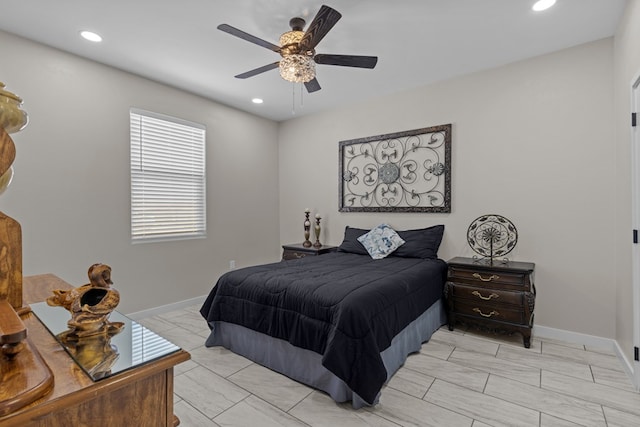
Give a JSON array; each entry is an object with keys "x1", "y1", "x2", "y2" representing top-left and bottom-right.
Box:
[
  {"x1": 281, "y1": 243, "x2": 337, "y2": 260},
  {"x1": 444, "y1": 257, "x2": 536, "y2": 348}
]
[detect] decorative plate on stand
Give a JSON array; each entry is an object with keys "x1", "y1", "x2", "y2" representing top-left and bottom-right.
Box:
[{"x1": 467, "y1": 214, "x2": 518, "y2": 260}]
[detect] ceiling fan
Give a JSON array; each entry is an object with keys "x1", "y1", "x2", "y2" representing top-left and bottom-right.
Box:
[{"x1": 217, "y1": 4, "x2": 378, "y2": 93}]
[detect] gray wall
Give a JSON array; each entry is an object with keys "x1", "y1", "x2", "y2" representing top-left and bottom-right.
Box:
[
  {"x1": 278, "y1": 38, "x2": 616, "y2": 339},
  {"x1": 614, "y1": 0, "x2": 640, "y2": 369},
  {"x1": 0, "y1": 30, "x2": 280, "y2": 313}
]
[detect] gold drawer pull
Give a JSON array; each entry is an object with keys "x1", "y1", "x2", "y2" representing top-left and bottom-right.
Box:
[
  {"x1": 472, "y1": 273, "x2": 499, "y2": 282},
  {"x1": 472, "y1": 290, "x2": 499, "y2": 301},
  {"x1": 293, "y1": 253, "x2": 305, "y2": 259},
  {"x1": 473, "y1": 308, "x2": 499, "y2": 318}
]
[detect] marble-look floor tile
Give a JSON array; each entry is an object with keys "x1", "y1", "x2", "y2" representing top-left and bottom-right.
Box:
[
  {"x1": 141, "y1": 304, "x2": 637, "y2": 427},
  {"x1": 227, "y1": 363, "x2": 313, "y2": 412},
  {"x1": 602, "y1": 406, "x2": 640, "y2": 426},
  {"x1": 174, "y1": 358, "x2": 199, "y2": 376},
  {"x1": 542, "y1": 370, "x2": 640, "y2": 416},
  {"x1": 137, "y1": 315, "x2": 178, "y2": 333},
  {"x1": 174, "y1": 400, "x2": 220, "y2": 427},
  {"x1": 386, "y1": 365, "x2": 435, "y2": 398},
  {"x1": 484, "y1": 374, "x2": 606, "y2": 427},
  {"x1": 430, "y1": 329, "x2": 500, "y2": 356},
  {"x1": 419, "y1": 339, "x2": 455, "y2": 360},
  {"x1": 591, "y1": 365, "x2": 636, "y2": 392},
  {"x1": 290, "y1": 391, "x2": 401, "y2": 427},
  {"x1": 424, "y1": 379, "x2": 540, "y2": 427},
  {"x1": 448, "y1": 348, "x2": 541, "y2": 386},
  {"x1": 369, "y1": 387, "x2": 473, "y2": 427},
  {"x1": 538, "y1": 337, "x2": 585, "y2": 350},
  {"x1": 174, "y1": 366, "x2": 250, "y2": 419},
  {"x1": 424, "y1": 380, "x2": 539, "y2": 427},
  {"x1": 496, "y1": 345, "x2": 594, "y2": 382},
  {"x1": 462, "y1": 328, "x2": 540, "y2": 352},
  {"x1": 584, "y1": 344, "x2": 616, "y2": 356},
  {"x1": 541, "y1": 342, "x2": 624, "y2": 372},
  {"x1": 167, "y1": 311, "x2": 211, "y2": 335},
  {"x1": 189, "y1": 345, "x2": 254, "y2": 378},
  {"x1": 155, "y1": 324, "x2": 207, "y2": 351},
  {"x1": 540, "y1": 413, "x2": 583, "y2": 427},
  {"x1": 214, "y1": 395, "x2": 307, "y2": 427},
  {"x1": 403, "y1": 353, "x2": 489, "y2": 392}
]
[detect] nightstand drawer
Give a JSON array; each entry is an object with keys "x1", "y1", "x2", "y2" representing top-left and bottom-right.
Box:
[
  {"x1": 450, "y1": 283, "x2": 523, "y2": 306},
  {"x1": 455, "y1": 300, "x2": 524, "y2": 324},
  {"x1": 449, "y1": 267, "x2": 527, "y2": 288},
  {"x1": 281, "y1": 244, "x2": 338, "y2": 261},
  {"x1": 282, "y1": 250, "x2": 309, "y2": 260}
]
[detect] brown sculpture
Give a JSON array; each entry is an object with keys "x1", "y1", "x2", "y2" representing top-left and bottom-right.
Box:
[
  {"x1": 47, "y1": 264, "x2": 124, "y2": 339},
  {"x1": 0, "y1": 82, "x2": 55, "y2": 417}
]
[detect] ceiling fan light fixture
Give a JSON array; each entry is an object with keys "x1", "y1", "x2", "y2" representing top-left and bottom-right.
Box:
[
  {"x1": 279, "y1": 30, "x2": 304, "y2": 53},
  {"x1": 279, "y1": 54, "x2": 315, "y2": 83}
]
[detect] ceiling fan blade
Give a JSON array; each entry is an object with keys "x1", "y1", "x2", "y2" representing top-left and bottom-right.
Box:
[
  {"x1": 304, "y1": 78, "x2": 321, "y2": 93},
  {"x1": 217, "y1": 24, "x2": 280, "y2": 52},
  {"x1": 234, "y1": 62, "x2": 280, "y2": 79},
  {"x1": 299, "y1": 5, "x2": 342, "y2": 52},
  {"x1": 314, "y1": 54, "x2": 378, "y2": 69}
]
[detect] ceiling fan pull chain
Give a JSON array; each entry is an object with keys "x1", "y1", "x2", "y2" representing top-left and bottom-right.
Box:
[{"x1": 291, "y1": 82, "x2": 296, "y2": 115}]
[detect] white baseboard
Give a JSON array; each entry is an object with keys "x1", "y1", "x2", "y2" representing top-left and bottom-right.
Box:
[
  {"x1": 533, "y1": 324, "x2": 616, "y2": 350},
  {"x1": 612, "y1": 339, "x2": 638, "y2": 390},
  {"x1": 126, "y1": 295, "x2": 208, "y2": 320},
  {"x1": 534, "y1": 324, "x2": 638, "y2": 391}
]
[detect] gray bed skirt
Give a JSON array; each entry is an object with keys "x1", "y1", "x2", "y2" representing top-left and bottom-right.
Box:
[{"x1": 205, "y1": 299, "x2": 446, "y2": 408}]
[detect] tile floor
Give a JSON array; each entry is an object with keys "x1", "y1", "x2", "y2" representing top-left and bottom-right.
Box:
[{"x1": 138, "y1": 305, "x2": 640, "y2": 427}]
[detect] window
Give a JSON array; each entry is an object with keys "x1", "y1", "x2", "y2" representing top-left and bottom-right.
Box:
[{"x1": 130, "y1": 108, "x2": 206, "y2": 242}]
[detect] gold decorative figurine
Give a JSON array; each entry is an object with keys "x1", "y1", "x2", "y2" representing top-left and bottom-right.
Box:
[{"x1": 47, "y1": 264, "x2": 124, "y2": 340}]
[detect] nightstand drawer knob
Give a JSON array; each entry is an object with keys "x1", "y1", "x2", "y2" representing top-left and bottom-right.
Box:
[
  {"x1": 293, "y1": 252, "x2": 305, "y2": 259},
  {"x1": 472, "y1": 290, "x2": 499, "y2": 301},
  {"x1": 473, "y1": 308, "x2": 499, "y2": 318},
  {"x1": 472, "y1": 273, "x2": 499, "y2": 282}
]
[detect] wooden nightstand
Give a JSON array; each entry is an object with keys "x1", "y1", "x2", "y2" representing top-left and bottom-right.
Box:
[
  {"x1": 281, "y1": 243, "x2": 337, "y2": 261},
  {"x1": 444, "y1": 257, "x2": 536, "y2": 348}
]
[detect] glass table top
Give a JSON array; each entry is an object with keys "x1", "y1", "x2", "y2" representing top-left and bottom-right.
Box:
[{"x1": 31, "y1": 301, "x2": 180, "y2": 381}]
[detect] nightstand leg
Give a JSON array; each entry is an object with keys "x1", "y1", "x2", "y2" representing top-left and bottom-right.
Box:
[
  {"x1": 447, "y1": 313, "x2": 455, "y2": 331},
  {"x1": 523, "y1": 332, "x2": 531, "y2": 349}
]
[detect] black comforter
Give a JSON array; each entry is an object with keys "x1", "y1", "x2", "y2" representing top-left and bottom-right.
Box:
[{"x1": 200, "y1": 252, "x2": 447, "y2": 404}]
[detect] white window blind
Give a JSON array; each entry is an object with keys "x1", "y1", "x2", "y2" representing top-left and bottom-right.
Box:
[{"x1": 130, "y1": 108, "x2": 206, "y2": 242}]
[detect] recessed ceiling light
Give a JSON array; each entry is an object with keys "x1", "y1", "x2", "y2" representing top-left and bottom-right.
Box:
[
  {"x1": 532, "y1": 0, "x2": 556, "y2": 12},
  {"x1": 252, "y1": 98, "x2": 264, "y2": 104},
  {"x1": 80, "y1": 30, "x2": 102, "y2": 42}
]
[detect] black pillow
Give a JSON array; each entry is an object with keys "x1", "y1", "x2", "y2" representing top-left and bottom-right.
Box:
[
  {"x1": 337, "y1": 226, "x2": 369, "y2": 255},
  {"x1": 392, "y1": 225, "x2": 445, "y2": 259}
]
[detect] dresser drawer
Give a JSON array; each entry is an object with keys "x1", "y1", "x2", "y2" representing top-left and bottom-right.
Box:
[
  {"x1": 455, "y1": 300, "x2": 524, "y2": 324},
  {"x1": 450, "y1": 283, "x2": 523, "y2": 306}
]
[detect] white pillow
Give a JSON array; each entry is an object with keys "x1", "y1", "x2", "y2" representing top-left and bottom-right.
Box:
[{"x1": 357, "y1": 224, "x2": 405, "y2": 260}]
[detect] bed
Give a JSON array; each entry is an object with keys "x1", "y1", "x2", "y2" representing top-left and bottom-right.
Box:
[{"x1": 199, "y1": 224, "x2": 446, "y2": 408}]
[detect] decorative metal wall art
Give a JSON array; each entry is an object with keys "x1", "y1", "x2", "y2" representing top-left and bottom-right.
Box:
[
  {"x1": 467, "y1": 214, "x2": 518, "y2": 261},
  {"x1": 339, "y1": 124, "x2": 451, "y2": 212}
]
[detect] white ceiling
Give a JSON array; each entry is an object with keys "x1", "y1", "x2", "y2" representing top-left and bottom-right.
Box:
[{"x1": 0, "y1": 0, "x2": 627, "y2": 122}]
